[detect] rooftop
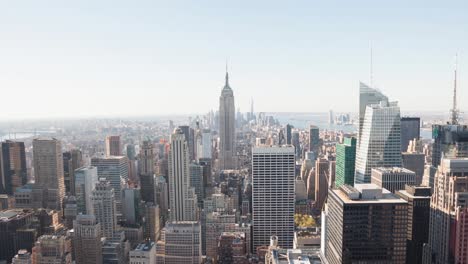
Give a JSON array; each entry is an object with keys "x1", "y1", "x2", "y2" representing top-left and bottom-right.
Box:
[
  {"x1": 134, "y1": 241, "x2": 154, "y2": 252},
  {"x1": 334, "y1": 184, "x2": 406, "y2": 204}
]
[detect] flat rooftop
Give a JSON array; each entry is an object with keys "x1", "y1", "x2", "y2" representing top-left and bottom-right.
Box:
[{"x1": 334, "y1": 184, "x2": 406, "y2": 204}]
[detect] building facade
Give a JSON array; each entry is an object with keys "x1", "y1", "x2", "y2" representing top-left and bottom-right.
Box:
[
  {"x1": 219, "y1": 71, "x2": 236, "y2": 170},
  {"x1": 335, "y1": 137, "x2": 357, "y2": 187}
]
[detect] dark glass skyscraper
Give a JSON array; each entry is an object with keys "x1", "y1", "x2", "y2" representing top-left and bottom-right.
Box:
[
  {"x1": 335, "y1": 137, "x2": 356, "y2": 187},
  {"x1": 0, "y1": 141, "x2": 27, "y2": 195},
  {"x1": 400, "y1": 117, "x2": 420, "y2": 152},
  {"x1": 431, "y1": 124, "x2": 468, "y2": 167}
]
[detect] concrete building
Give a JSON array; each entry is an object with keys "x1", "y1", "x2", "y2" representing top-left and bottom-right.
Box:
[
  {"x1": 423, "y1": 158, "x2": 468, "y2": 264},
  {"x1": 252, "y1": 146, "x2": 295, "y2": 249},
  {"x1": 371, "y1": 167, "x2": 416, "y2": 193},
  {"x1": 106, "y1": 135, "x2": 121, "y2": 156},
  {"x1": 11, "y1": 249, "x2": 32, "y2": 264},
  {"x1": 73, "y1": 215, "x2": 102, "y2": 264},
  {"x1": 314, "y1": 158, "x2": 329, "y2": 210},
  {"x1": 219, "y1": 71, "x2": 236, "y2": 170},
  {"x1": 396, "y1": 185, "x2": 431, "y2": 264},
  {"x1": 1, "y1": 140, "x2": 27, "y2": 195},
  {"x1": 33, "y1": 138, "x2": 66, "y2": 211},
  {"x1": 91, "y1": 179, "x2": 116, "y2": 239},
  {"x1": 156, "y1": 221, "x2": 202, "y2": 264},
  {"x1": 402, "y1": 152, "x2": 425, "y2": 185},
  {"x1": 217, "y1": 232, "x2": 248, "y2": 264},
  {"x1": 31, "y1": 235, "x2": 72, "y2": 264},
  {"x1": 74, "y1": 166, "x2": 98, "y2": 214},
  {"x1": 335, "y1": 137, "x2": 357, "y2": 187},
  {"x1": 168, "y1": 128, "x2": 197, "y2": 221},
  {"x1": 355, "y1": 100, "x2": 402, "y2": 184},
  {"x1": 324, "y1": 184, "x2": 407, "y2": 264},
  {"x1": 129, "y1": 241, "x2": 155, "y2": 264}
]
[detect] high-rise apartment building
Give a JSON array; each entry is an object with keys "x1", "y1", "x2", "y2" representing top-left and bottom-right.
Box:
[
  {"x1": 0, "y1": 140, "x2": 27, "y2": 195},
  {"x1": 139, "y1": 140, "x2": 155, "y2": 203},
  {"x1": 324, "y1": 184, "x2": 407, "y2": 264},
  {"x1": 401, "y1": 117, "x2": 420, "y2": 152},
  {"x1": 74, "y1": 166, "x2": 98, "y2": 215},
  {"x1": 424, "y1": 158, "x2": 468, "y2": 264},
  {"x1": 156, "y1": 221, "x2": 202, "y2": 264},
  {"x1": 309, "y1": 125, "x2": 320, "y2": 154},
  {"x1": 396, "y1": 185, "x2": 431, "y2": 264},
  {"x1": 335, "y1": 137, "x2": 357, "y2": 187},
  {"x1": 33, "y1": 138, "x2": 66, "y2": 211},
  {"x1": 219, "y1": 71, "x2": 236, "y2": 170},
  {"x1": 168, "y1": 128, "x2": 197, "y2": 221},
  {"x1": 73, "y1": 214, "x2": 102, "y2": 264},
  {"x1": 91, "y1": 179, "x2": 116, "y2": 239},
  {"x1": 355, "y1": 100, "x2": 402, "y2": 184},
  {"x1": 371, "y1": 167, "x2": 416, "y2": 193},
  {"x1": 252, "y1": 146, "x2": 295, "y2": 249},
  {"x1": 106, "y1": 135, "x2": 121, "y2": 156}
]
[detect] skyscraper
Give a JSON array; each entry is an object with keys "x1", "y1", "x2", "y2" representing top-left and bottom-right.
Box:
[
  {"x1": 396, "y1": 185, "x2": 431, "y2": 264},
  {"x1": 252, "y1": 146, "x2": 295, "y2": 249},
  {"x1": 33, "y1": 138, "x2": 65, "y2": 211},
  {"x1": 400, "y1": 117, "x2": 420, "y2": 152},
  {"x1": 424, "y1": 158, "x2": 468, "y2": 264},
  {"x1": 32, "y1": 235, "x2": 72, "y2": 264},
  {"x1": 91, "y1": 156, "x2": 128, "y2": 215},
  {"x1": 168, "y1": 128, "x2": 197, "y2": 221},
  {"x1": 335, "y1": 137, "x2": 357, "y2": 187},
  {"x1": 106, "y1": 135, "x2": 121, "y2": 156},
  {"x1": 219, "y1": 71, "x2": 236, "y2": 170},
  {"x1": 309, "y1": 125, "x2": 320, "y2": 154},
  {"x1": 73, "y1": 214, "x2": 102, "y2": 264},
  {"x1": 358, "y1": 82, "x2": 389, "y2": 143},
  {"x1": 355, "y1": 100, "x2": 402, "y2": 184},
  {"x1": 0, "y1": 140, "x2": 27, "y2": 195},
  {"x1": 292, "y1": 131, "x2": 301, "y2": 159},
  {"x1": 91, "y1": 179, "x2": 116, "y2": 239},
  {"x1": 431, "y1": 124, "x2": 468, "y2": 167},
  {"x1": 62, "y1": 149, "x2": 82, "y2": 195},
  {"x1": 138, "y1": 140, "x2": 155, "y2": 203},
  {"x1": 74, "y1": 166, "x2": 98, "y2": 215},
  {"x1": 314, "y1": 158, "x2": 329, "y2": 211},
  {"x1": 324, "y1": 184, "x2": 407, "y2": 264}
]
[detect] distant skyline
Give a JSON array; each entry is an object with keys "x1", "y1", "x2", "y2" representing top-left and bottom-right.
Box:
[{"x1": 1, "y1": 1, "x2": 468, "y2": 119}]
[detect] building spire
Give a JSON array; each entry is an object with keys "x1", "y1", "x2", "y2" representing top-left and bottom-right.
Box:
[
  {"x1": 225, "y1": 59, "x2": 229, "y2": 86},
  {"x1": 451, "y1": 53, "x2": 460, "y2": 125}
]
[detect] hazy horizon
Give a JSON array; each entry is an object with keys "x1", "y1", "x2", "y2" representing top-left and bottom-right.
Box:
[{"x1": 1, "y1": 1, "x2": 468, "y2": 119}]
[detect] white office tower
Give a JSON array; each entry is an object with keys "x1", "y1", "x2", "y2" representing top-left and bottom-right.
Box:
[
  {"x1": 156, "y1": 221, "x2": 202, "y2": 264},
  {"x1": 91, "y1": 156, "x2": 129, "y2": 216},
  {"x1": 168, "y1": 128, "x2": 197, "y2": 221},
  {"x1": 355, "y1": 100, "x2": 402, "y2": 184},
  {"x1": 197, "y1": 129, "x2": 212, "y2": 160},
  {"x1": 32, "y1": 138, "x2": 65, "y2": 211},
  {"x1": 91, "y1": 179, "x2": 116, "y2": 239},
  {"x1": 358, "y1": 82, "x2": 389, "y2": 143},
  {"x1": 219, "y1": 71, "x2": 236, "y2": 170},
  {"x1": 252, "y1": 146, "x2": 295, "y2": 249},
  {"x1": 74, "y1": 166, "x2": 98, "y2": 215}
]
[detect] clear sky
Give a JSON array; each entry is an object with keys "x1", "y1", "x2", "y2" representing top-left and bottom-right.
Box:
[{"x1": 0, "y1": 0, "x2": 467, "y2": 119}]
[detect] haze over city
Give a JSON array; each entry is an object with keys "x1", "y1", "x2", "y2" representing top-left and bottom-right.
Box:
[{"x1": 1, "y1": 1, "x2": 468, "y2": 119}]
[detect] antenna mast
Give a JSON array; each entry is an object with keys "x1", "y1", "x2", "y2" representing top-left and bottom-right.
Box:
[{"x1": 451, "y1": 54, "x2": 460, "y2": 125}]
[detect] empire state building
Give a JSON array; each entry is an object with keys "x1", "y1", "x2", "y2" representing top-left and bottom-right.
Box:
[{"x1": 219, "y1": 71, "x2": 236, "y2": 170}]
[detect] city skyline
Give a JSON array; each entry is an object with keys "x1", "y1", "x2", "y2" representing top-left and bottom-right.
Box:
[{"x1": 1, "y1": 1, "x2": 468, "y2": 119}]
